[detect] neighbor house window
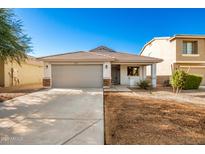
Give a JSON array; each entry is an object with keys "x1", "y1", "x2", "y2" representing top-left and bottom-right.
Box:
[
  {"x1": 127, "y1": 66, "x2": 139, "y2": 76},
  {"x1": 183, "y1": 41, "x2": 198, "y2": 54}
]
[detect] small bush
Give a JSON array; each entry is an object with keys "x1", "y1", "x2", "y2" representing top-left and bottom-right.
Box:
[
  {"x1": 137, "y1": 80, "x2": 150, "y2": 90},
  {"x1": 183, "y1": 74, "x2": 202, "y2": 90},
  {"x1": 170, "y1": 70, "x2": 187, "y2": 93}
]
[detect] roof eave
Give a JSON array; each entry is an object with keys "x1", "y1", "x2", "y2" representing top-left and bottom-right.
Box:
[
  {"x1": 38, "y1": 59, "x2": 114, "y2": 62},
  {"x1": 139, "y1": 38, "x2": 155, "y2": 55},
  {"x1": 113, "y1": 59, "x2": 163, "y2": 64},
  {"x1": 38, "y1": 59, "x2": 162, "y2": 64},
  {"x1": 169, "y1": 35, "x2": 205, "y2": 41}
]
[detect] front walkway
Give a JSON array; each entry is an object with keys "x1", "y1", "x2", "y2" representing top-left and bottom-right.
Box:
[
  {"x1": 104, "y1": 85, "x2": 132, "y2": 92},
  {"x1": 0, "y1": 88, "x2": 104, "y2": 145}
]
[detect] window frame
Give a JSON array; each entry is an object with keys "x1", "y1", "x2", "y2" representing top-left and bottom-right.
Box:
[
  {"x1": 182, "y1": 41, "x2": 198, "y2": 55},
  {"x1": 127, "y1": 66, "x2": 140, "y2": 76}
]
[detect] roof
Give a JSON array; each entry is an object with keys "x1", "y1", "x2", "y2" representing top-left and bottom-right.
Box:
[
  {"x1": 38, "y1": 46, "x2": 162, "y2": 63},
  {"x1": 169, "y1": 34, "x2": 205, "y2": 41},
  {"x1": 0, "y1": 55, "x2": 43, "y2": 66},
  {"x1": 26, "y1": 56, "x2": 43, "y2": 66}
]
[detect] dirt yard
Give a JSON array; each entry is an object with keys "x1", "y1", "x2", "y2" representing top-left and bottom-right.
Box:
[
  {"x1": 0, "y1": 84, "x2": 44, "y2": 102},
  {"x1": 104, "y1": 90, "x2": 205, "y2": 145}
]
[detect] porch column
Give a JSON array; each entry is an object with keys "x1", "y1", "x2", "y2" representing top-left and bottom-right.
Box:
[
  {"x1": 103, "y1": 62, "x2": 111, "y2": 88},
  {"x1": 43, "y1": 62, "x2": 52, "y2": 88},
  {"x1": 141, "y1": 66, "x2": 146, "y2": 80},
  {"x1": 151, "y1": 63, "x2": 157, "y2": 88}
]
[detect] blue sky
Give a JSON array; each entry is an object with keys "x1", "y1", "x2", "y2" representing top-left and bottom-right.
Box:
[{"x1": 14, "y1": 8, "x2": 205, "y2": 57}]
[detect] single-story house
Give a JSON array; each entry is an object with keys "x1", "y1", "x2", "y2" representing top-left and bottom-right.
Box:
[
  {"x1": 38, "y1": 46, "x2": 162, "y2": 88},
  {"x1": 0, "y1": 56, "x2": 43, "y2": 87}
]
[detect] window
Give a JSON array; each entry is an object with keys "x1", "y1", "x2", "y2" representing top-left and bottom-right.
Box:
[
  {"x1": 127, "y1": 66, "x2": 139, "y2": 76},
  {"x1": 183, "y1": 41, "x2": 198, "y2": 54}
]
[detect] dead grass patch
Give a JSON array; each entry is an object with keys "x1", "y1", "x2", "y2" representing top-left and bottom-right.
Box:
[{"x1": 104, "y1": 92, "x2": 205, "y2": 145}]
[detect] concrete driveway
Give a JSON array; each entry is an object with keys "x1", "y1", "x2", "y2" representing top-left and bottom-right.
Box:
[{"x1": 0, "y1": 88, "x2": 104, "y2": 145}]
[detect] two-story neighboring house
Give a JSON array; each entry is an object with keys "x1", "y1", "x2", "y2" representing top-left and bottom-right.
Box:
[{"x1": 140, "y1": 34, "x2": 205, "y2": 85}]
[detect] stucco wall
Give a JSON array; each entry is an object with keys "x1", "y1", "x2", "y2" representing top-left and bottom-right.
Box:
[
  {"x1": 120, "y1": 65, "x2": 144, "y2": 86},
  {"x1": 0, "y1": 60, "x2": 4, "y2": 86},
  {"x1": 176, "y1": 64, "x2": 205, "y2": 85},
  {"x1": 175, "y1": 38, "x2": 205, "y2": 61},
  {"x1": 179, "y1": 67, "x2": 205, "y2": 85},
  {"x1": 4, "y1": 61, "x2": 43, "y2": 87},
  {"x1": 141, "y1": 39, "x2": 176, "y2": 76}
]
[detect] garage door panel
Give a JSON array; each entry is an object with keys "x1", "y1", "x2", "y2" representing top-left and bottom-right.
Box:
[{"x1": 52, "y1": 65, "x2": 103, "y2": 88}]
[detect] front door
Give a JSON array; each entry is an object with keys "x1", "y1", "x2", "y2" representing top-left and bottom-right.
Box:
[{"x1": 111, "y1": 65, "x2": 120, "y2": 85}]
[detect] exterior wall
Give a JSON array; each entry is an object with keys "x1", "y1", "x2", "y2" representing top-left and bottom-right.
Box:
[
  {"x1": 141, "y1": 39, "x2": 176, "y2": 76},
  {"x1": 146, "y1": 75, "x2": 170, "y2": 84},
  {"x1": 174, "y1": 38, "x2": 205, "y2": 86},
  {"x1": 43, "y1": 78, "x2": 51, "y2": 87},
  {"x1": 187, "y1": 68, "x2": 205, "y2": 85},
  {"x1": 175, "y1": 63, "x2": 205, "y2": 85},
  {"x1": 175, "y1": 38, "x2": 205, "y2": 62},
  {"x1": 0, "y1": 60, "x2": 4, "y2": 86},
  {"x1": 103, "y1": 79, "x2": 111, "y2": 87},
  {"x1": 4, "y1": 60, "x2": 43, "y2": 87},
  {"x1": 120, "y1": 65, "x2": 144, "y2": 86}
]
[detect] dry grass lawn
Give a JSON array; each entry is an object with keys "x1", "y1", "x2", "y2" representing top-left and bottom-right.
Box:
[{"x1": 104, "y1": 91, "x2": 205, "y2": 145}]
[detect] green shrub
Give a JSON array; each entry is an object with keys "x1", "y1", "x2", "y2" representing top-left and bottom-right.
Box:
[
  {"x1": 183, "y1": 74, "x2": 202, "y2": 90},
  {"x1": 137, "y1": 80, "x2": 150, "y2": 90},
  {"x1": 171, "y1": 69, "x2": 202, "y2": 92},
  {"x1": 170, "y1": 70, "x2": 187, "y2": 93}
]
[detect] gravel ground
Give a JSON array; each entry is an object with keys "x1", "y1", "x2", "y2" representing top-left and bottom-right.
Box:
[{"x1": 131, "y1": 87, "x2": 205, "y2": 107}]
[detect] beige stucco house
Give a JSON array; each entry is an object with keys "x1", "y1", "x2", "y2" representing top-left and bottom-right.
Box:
[
  {"x1": 39, "y1": 46, "x2": 162, "y2": 88},
  {"x1": 0, "y1": 56, "x2": 43, "y2": 87},
  {"x1": 140, "y1": 34, "x2": 205, "y2": 85}
]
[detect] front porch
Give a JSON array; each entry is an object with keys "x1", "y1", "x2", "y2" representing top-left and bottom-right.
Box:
[{"x1": 104, "y1": 63, "x2": 157, "y2": 88}]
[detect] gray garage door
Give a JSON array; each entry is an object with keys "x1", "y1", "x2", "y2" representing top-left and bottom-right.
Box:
[{"x1": 52, "y1": 64, "x2": 103, "y2": 88}]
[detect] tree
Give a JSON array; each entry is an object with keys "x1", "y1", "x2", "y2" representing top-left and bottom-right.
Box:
[{"x1": 0, "y1": 9, "x2": 32, "y2": 64}]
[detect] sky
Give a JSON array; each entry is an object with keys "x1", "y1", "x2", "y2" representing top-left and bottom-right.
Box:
[{"x1": 14, "y1": 8, "x2": 205, "y2": 57}]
